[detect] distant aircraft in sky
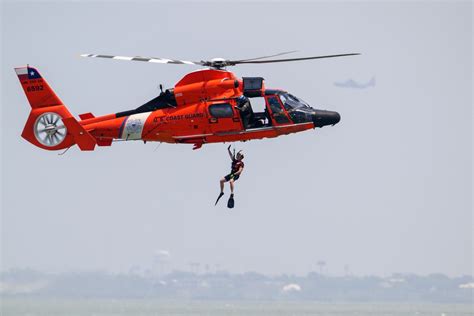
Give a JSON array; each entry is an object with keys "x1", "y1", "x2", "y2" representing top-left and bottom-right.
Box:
[{"x1": 334, "y1": 76, "x2": 375, "y2": 89}]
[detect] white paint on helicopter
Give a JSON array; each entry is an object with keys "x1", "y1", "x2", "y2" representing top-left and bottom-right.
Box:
[{"x1": 121, "y1": 112, "x2": 151, "y2": 140}]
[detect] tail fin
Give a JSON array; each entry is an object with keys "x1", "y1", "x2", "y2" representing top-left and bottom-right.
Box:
[
  {"x1": 15, "y1": 66, "x2": 96, "y2": 151},
  {"x1": 15, "y1": 66, "x2": 63, "y2": 108}
]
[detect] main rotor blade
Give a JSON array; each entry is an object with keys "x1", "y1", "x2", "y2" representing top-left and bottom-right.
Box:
[
  {"x1": 80, "y1": 54, "x2": 204, "y2": 66},
  {"x1": 232, "y1": 53, "x2": 360, "y2": 65},
  {"x1": 233, "y1": 50, "x2": 299, "y2": 62}
]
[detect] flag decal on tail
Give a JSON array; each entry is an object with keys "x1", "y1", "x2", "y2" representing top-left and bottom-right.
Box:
[
  {"x1": 14, "y1": 66, "x2": 63, "y2": 108},
  {"x1": 15, "y1": 66, "x2": 42, "y2": 81}
]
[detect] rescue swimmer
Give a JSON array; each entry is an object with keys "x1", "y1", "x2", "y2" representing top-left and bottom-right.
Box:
[{"x1": 215, "y1": 145, "x2": 245, "y2": 208}]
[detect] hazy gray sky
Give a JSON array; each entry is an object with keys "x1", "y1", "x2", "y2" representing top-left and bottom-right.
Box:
[{"x1": 1, "y1": 1, "x2": 472, "y2": 277}]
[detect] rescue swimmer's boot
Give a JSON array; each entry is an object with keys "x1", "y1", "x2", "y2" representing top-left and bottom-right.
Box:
[
  {"x1": 215, "y1": 192, "x2": 224, "y2": 206},
  {"x1": 227, "y1": 193, "x2": 235, "y2": 209}
]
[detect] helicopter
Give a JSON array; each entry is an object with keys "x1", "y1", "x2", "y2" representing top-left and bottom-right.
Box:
[{"x1": 15, "y1": 51, "x2": 359, "y2": 151}]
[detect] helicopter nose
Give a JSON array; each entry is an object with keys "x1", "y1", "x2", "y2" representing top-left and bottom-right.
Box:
[{"x1": 312, "y1": 110, "x2": 341, "y2": 127}]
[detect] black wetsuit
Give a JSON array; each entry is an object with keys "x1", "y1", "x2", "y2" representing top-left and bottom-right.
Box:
[{"x1": 224, "y1": 159, "x2": 244, "y2": 181}]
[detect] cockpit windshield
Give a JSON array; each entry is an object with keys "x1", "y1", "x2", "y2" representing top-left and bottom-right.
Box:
[
  {"x1": 278, "y1": 93, "x2": 314, "y2": 124},
  {"x1": 279, "y1": 93, "x2": 311, "y2": 111}
]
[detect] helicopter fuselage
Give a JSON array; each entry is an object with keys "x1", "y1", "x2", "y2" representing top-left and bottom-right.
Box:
[
  {"x1": 17, "y1": 67, "x2": 340, "y2": 151},
  {"x1": 80, "y1": 69, "x2": 341, "y2": 149}
]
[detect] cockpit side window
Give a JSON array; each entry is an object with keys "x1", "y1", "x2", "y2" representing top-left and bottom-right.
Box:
[
  {"x1": 268, "y1": 97, "x2": 284, "y2": 113},
  {"x1": 267, "y1": 96, "x2": 290, "y2": 124}
]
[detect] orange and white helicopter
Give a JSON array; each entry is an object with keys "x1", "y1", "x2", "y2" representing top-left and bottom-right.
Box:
[{"x1": 15, "y1": 52, "x2": 358, "y2": 151}]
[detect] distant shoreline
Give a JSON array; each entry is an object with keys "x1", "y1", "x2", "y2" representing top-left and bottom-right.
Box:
[{"x1": 2, "y1": 269, "x2": 472, "y2": 303}]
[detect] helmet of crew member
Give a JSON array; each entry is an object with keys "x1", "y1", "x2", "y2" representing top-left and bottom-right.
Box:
[{"x1": 237, "y1": 95, "x2": 249, "y2": 106}]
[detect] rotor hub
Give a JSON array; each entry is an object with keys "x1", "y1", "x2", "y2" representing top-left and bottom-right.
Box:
[{"x1": 208, "y1": 58, "x2": 228, "y2": 69}]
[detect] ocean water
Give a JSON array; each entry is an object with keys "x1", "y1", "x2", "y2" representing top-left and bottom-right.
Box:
[{"x1": 1, "y1": 300, "x2": 472, "y2": 316}]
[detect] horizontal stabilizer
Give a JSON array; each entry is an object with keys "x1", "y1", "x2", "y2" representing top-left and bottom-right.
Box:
[
  {"x1": 97, "y1": 138, "x2": 113, "y2": 146},
  {"x1": 79, "y1": 112, "x2": 95, "y2": 120}
]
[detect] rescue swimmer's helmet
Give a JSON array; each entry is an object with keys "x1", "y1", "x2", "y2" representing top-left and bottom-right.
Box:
[{"x1": 236, "y1": 150, "x2": 244, "y2": 160}]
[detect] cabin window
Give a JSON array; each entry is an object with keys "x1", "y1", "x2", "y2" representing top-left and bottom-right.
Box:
[{"x1": 209, "y1": 103, "x2": 234, "y2": 118}]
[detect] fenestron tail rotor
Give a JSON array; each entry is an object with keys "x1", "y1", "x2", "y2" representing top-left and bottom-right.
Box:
[
  {"x1": 80, "y1": 51, "x2": 360, "y2": 69},
  {"x1": 34, "y1": 112, "x2": 67, "y2": 147}
]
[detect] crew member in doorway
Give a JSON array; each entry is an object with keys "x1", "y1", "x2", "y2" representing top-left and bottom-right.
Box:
[{"x1": 235, "y1": 95, "x2": 253, "y2": 129}]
